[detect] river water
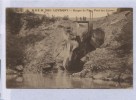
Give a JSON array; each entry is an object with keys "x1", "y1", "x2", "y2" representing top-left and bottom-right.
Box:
[{"x1": 7, "y1": 71, "x2": 132, "y2": 89}]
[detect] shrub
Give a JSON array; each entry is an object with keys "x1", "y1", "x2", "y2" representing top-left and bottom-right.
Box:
[
  {"x1": 62, "y1": 15, "x2": 69, "y2": 20},
  {"x1": 24, "y1": 15, "x2": 43, "y2": 29}
]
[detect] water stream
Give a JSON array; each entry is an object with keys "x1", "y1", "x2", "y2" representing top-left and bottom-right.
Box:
[{"x1": 7, "y1": 70, "x2": 132, "y2": 89}]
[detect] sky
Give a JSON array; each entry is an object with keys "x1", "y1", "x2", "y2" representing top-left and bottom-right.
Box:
[{"x1": 17, "y1": 8, "x2": 117, "y2": 18}]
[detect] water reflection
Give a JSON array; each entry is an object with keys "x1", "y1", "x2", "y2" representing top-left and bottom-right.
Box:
[{"x1": 6, "y1": 71, "x2": 132, "y2": 89}]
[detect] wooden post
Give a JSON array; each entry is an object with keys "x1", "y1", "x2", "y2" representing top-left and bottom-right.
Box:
[
  {"x1": 92, "y1": 10, "x2": 93, "y2": 30},
  {"x1": 89, "y1": 10, "x2": 93, "y2": 34},
  {"x1": 90, "y1": 10, "x2": 92, "y2": 21}
]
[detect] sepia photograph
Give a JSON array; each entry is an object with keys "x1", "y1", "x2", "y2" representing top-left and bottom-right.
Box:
[{"x1": 6, "y1": 8, "x2": 133, "y2": 89}]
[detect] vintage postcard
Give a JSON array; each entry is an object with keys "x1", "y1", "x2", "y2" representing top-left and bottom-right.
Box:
[{"x1": 6, "y1": 8, "x2": 133, "y2": 89}]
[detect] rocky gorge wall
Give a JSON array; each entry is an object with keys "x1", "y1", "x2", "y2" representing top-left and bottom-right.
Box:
[
  {"x1": 6, "y1": 10, "x2": 133, "y2": 84},
  {"x1": 73, "y1": 11, "x2": 133, "y2": 83}
]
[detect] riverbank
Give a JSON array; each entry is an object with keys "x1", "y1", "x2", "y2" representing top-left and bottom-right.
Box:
[{"x1": 6, "y1": 71, "x2": 132, "y2": 89}]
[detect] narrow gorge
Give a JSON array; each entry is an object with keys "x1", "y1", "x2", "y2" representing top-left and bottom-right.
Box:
[{"x1": 6, "y1": 8, "x2": 133, "y2": 88}]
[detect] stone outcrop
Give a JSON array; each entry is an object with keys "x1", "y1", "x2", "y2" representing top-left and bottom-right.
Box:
[{"x1": 72, "y1": 11, "x2": 133, "y2": 83}]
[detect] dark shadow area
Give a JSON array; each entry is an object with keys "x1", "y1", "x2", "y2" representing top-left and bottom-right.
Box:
[
  {"x1": 65, "y1": 33, "x2": 96, "y2": 72},
  {"x1": 65, "y1": 28, "x2": 105, "y2": 72}
]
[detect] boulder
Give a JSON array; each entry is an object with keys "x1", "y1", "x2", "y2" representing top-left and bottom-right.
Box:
[
  {"x1": 16, "y1": 65, "x2": 24, "y2": 71},
  {"x1": 16, "y1": 76, "x2": 24, "y2": 82}
]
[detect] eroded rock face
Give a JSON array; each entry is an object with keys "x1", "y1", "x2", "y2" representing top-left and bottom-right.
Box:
[
  {"x1": 65, "y1": 37, "x2": 94, "y2": 71},
  {"x1": 90, "y1": 28, "x2": 105, "y2": 48},
  {"x1": 64, "y1": 28, "x2": 105, "y2": 72},
  {"x1": 17, "y1": 16, "x2": 105, "y2": 73},
  {"x1": 72, "y1": 11, "x2": 133, "y2": 81}
]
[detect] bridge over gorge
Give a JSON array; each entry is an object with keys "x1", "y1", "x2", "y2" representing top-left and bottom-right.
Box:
[
  {"x1": 74, "y1": 10, "x2": 93, "y2": 34},
  {"x1": 62, "y1": 11, "x2": 95, "y2": 71}
]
